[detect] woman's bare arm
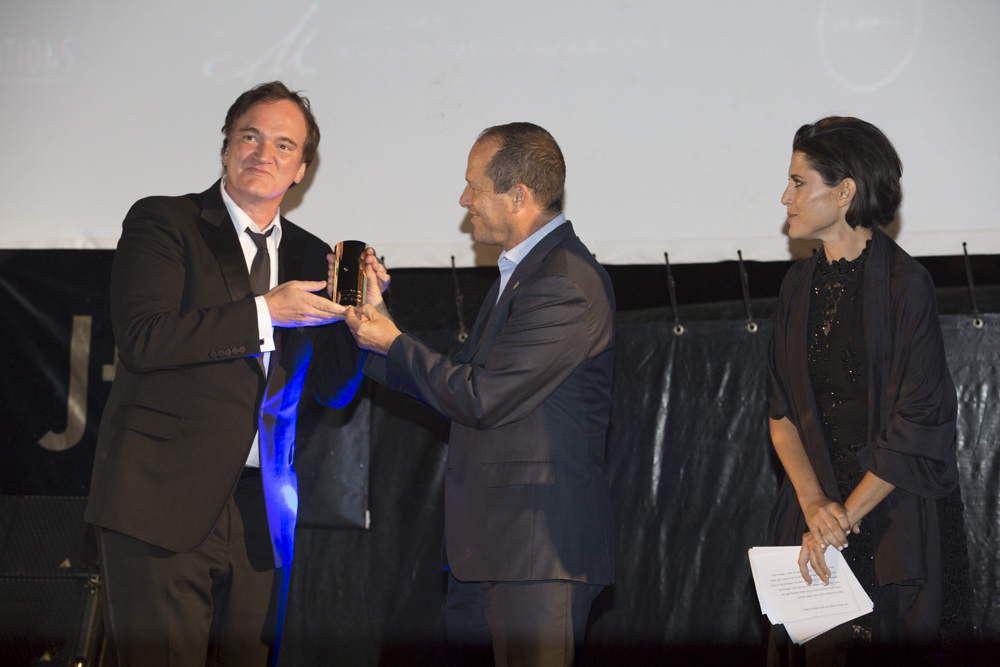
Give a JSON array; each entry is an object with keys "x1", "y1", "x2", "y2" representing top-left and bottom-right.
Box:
[{"x1": 770, "y1": 416, "x2": 856, "y2": 583}]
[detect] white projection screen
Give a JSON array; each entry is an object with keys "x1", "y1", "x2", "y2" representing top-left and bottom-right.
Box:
[{"x1": 1, "y1": 0, "x2": 998, "y2": 267}]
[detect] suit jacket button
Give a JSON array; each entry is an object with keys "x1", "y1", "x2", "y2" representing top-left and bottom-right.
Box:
[
  {"x1": 239, "y1": 346, "x2": 246, "y2": 354},
  {"x1": 225, "y1": 349, "x2": 232, "y2": 357},
  {"x1": 209, "y1": 351, "x2": 217, "y2": 359}
]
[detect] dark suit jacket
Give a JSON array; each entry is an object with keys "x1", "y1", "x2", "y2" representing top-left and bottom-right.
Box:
[
  {"x1": 366, "y1": 222, "x2": 616, "y2": 584},
  {"x1": 85, "y1": 181, "x2": 364, "y2": 568}
]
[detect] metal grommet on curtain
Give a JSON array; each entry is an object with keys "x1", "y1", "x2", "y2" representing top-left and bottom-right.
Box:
[
  {"x1": 963, "y1": 242, "x2": 985, "y2": 329},
  {"x1": 664, "y1": 252, "x2": 684, "y2": 336},
  {"x1": 451, "y1": 256, "x2": 469, "y2": 343},
  {"x1": 738, "y1": 250, "x2": 756, "y2": 333}
]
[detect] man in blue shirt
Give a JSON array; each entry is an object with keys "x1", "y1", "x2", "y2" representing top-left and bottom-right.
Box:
[{"x1": 347, "y1": 123, "x2": 616, "y2": 667}]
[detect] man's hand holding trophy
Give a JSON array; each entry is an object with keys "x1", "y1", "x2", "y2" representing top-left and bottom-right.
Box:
[
  {"x1": 326, "y1": 243, "x2": 398, "y2": 354},
  {"x1": 326, "y1": 242, "x2": 400, "y2": 355}
]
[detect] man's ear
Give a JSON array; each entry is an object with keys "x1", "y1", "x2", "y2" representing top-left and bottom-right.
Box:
[
  {"x1": 509, "y1": 183, "x2": 530, "y2": 213},
  {"x1": 294, "y1": 160, "x2": 307, "y2": 184},
  {"x1": 837, "y1": 178, "x2": 857, "y2": 209}
]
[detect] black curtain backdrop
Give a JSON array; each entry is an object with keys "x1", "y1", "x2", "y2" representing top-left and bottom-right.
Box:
[
  {"x1": 1, "y1": 249, "x2": 998, "y2": 666},
  {"x1": 279, "y1": 314, "x2": 999, "y2": 666}
]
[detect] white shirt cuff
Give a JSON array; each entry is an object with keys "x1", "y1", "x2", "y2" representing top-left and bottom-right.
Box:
[{"x1": 254, "y1": 295, "x2": 275, "y2": 353}]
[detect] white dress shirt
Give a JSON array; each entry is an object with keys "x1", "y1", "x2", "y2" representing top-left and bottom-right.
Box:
[{"x1": 220, "y1": 179, "x2": 279, "y2": 467}]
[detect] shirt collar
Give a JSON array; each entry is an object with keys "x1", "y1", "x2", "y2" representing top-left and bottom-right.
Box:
[
  {"x1": 498, "y1": 212, "x2": 566, "y2": 270},
  {"x1": 220, "y1": 177, "x2": 283, "y2": 245}
]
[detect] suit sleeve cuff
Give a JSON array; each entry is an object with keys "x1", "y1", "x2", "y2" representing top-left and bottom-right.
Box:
[
  {"x1": 363, "y1": 351, "x2": 388, "y2": 386},
  {"x1": 254, "y1": 295, "x2": 275, "y2": 352}
]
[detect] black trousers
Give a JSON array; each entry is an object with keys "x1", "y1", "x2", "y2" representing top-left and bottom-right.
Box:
[
  {"x1": 445, "y1": 571, "x2": 603, "y2": 667},
  {"x1": 97, "y1": 473, "x2": 277, "y2": 667}
]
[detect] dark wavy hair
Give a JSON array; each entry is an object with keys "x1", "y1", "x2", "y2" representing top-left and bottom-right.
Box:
[
  {"x1": 477, "y1": 122, "x2": 566, "y2": 215},
  {"x1": 793, "y1": 116, "x2": 902, "y2": 229},
  {"x1": 220, "y1": 81, "x2": 321, "y2": 167}
]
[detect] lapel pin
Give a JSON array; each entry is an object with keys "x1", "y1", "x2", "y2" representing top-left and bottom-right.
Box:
[{"x1": 512, "y1": 281, "x2": 519, "y2": 290}]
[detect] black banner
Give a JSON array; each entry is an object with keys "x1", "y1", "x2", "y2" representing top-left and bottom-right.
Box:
[
  {"x1": 2, "y1": 250, "x2": 998, "y2": 663},
  {"x1": 0, "y1": 249, "x2": 369, "y2": 528},
  {"x1": 1, "y1": 250, "x2": 114, "y2": 496}
]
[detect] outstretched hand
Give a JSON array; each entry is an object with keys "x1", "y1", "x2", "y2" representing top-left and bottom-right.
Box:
[
  {"x1": 345, "y1": 303, "x2": 401, "y2": 354},
  {"x1": 263, "y1": 280, "x2": 348, "y2": 327}
]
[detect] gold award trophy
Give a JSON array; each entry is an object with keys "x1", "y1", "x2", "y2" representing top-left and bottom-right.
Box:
[{"x1": 331, "y1": 240, "x2": 368, "y2": 306}]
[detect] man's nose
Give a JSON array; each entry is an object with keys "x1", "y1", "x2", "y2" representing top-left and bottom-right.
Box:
[
  {"x1": 252, "y1": 141, "x2": 272, "y2": 162},
  {"x1": 459, "y1": 185, "x2": 472, "y2": 207}
]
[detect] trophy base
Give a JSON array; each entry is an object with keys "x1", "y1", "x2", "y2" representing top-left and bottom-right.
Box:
[{"x1": 336, "y1": 290, "x2": 363, "y2": 307}]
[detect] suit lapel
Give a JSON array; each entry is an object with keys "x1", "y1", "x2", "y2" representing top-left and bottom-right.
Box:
[
  {"x1": 196, "y1": 183, "x2": 254, "y2": 304},
  {"x1": 195, "y1": 181, "x2": 264, "y2": 374},
  {"x1": 470, "y1": 221, "x2": 577, "y2": 361},
  {"x1": 453, "y1": 279, "x2": 500, "y2": 362},
  {"x1": 277, "y1": 221, "x2": 305, "y2": 286}
]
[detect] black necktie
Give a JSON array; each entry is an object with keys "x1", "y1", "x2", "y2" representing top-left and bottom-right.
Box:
[{"x1": 247, "y1": 227, "x2": 273, "y2": 295}]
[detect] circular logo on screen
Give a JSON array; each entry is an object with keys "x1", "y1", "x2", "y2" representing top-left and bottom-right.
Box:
[{"x1": 820, "y1": 0, "x2": 923, "y2": 92}]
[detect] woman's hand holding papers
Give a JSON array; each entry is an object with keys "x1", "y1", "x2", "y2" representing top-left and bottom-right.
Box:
[
  {"x1": 800, "y1": 496, "x2": 857, "y2": 552},
  {"x1": 798, "y1": 531, "x2": 832, "y2": 585},
  {"x1": 798, "y1": 497, "x2": 860, "y2": 586}
]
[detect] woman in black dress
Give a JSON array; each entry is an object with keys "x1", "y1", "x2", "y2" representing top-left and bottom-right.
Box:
[{"x1": 766, "y1": 117, "x2": 969, "y2": 665}]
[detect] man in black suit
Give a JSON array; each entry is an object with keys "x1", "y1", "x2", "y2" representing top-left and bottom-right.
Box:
[
  {"x1": 346, "y1": 123, "x2": 615, "y2": 667},
  {"x1": 86, "y1": 81, "x2": 386, "y2": 666}
]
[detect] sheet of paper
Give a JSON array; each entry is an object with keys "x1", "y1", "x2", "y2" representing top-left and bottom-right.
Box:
[
  {"x1": 781, "y1": 548, "x2": 875, "y2": 645},
  {"x1": 834, "y1": 551, "x2": 874, "y2": 610},
  {"x1": 748, "y1": 545, "x2": 874, "y2": 645},
  {"x1": 748, "y1": 549, "x2": 768, "y2": 614},
  {"x1": 751, "y1": 548, "x2": 860, "y2": 622},
  {"x1": 783, "y1": 608, "x2": 870, "y2": 645}
]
